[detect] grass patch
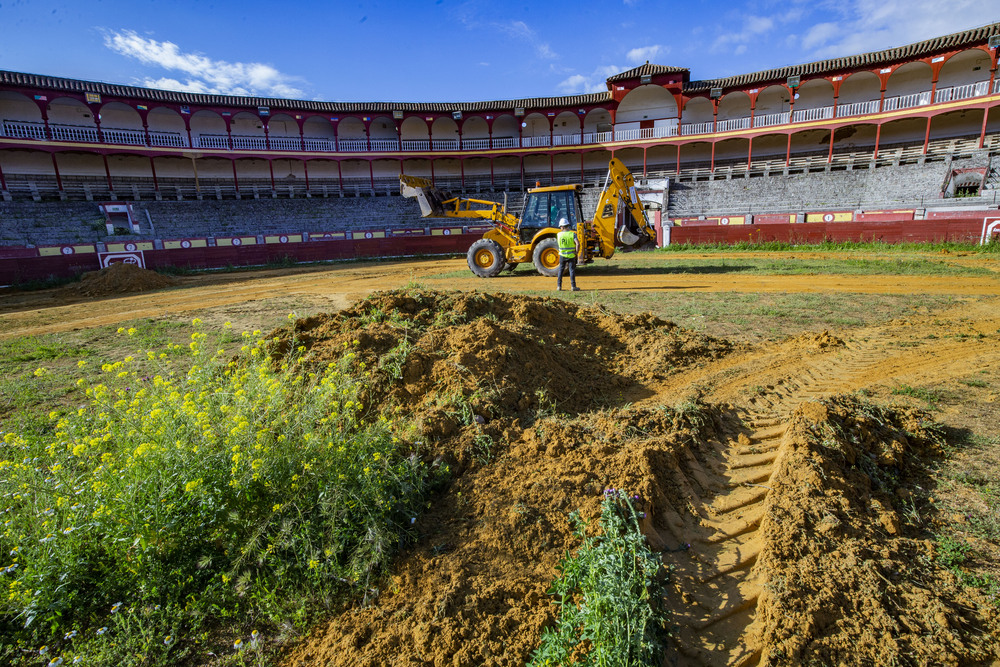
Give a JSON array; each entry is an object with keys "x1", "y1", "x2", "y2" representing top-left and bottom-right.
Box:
[
  {"x1": 891, "y1": 384, "x2": 951, "y2": 409},
  {"x1": 0, "y1": 321, "x2": 444, "y2": 665},
  {"x1": 529, "y1": 489, "x2": 668, "y2": 667}
]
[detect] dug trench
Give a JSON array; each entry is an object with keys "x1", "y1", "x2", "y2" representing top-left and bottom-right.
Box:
[{"x1": 278, "y1": 289, "x2": 999, "y2": 667}]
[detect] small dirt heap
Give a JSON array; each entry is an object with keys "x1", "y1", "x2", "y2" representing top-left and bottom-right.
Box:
[{"x1": 69, "y1": 262, "x2": 177, "y2": 297}]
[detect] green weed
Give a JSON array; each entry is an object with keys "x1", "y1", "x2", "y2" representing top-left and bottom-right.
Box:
[{"x1": 529, "y1": 490, "x2": 669, "y2": 667}]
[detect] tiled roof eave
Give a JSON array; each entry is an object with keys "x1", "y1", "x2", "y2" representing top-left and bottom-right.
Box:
[{"x1": 0, "y1": 70, "x2": 613, "y2": 113}]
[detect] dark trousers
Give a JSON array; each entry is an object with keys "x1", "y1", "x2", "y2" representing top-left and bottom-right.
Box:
[{"x1": 557, "y1": 256, "x2": 577, "y2": 288}]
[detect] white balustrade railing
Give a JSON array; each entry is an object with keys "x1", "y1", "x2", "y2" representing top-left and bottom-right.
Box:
[
  {"x1": 552, "y1": 134, "x2": 582, "y2": 146},
  {"x1": 836, "y1": 100, "x2": 880, "y2": 117},
  {"x1": 754, "y1": 111, "x2": 790, "y2": 128},
  {"x1": 268, "y1": 136, "x2": 302, "y2": 150},
  {"x1": 680, "y1": 121, "x2": 714, "y2": 135},
  {"x1": 716, "y1": 116, "x2": 751, "y2": 132},
  {"x1": 792, "y1": 106, "x2": 834, "y2": 122},
  {"x1": 101, "y1": 128, "x2": 147, "y2": 145},
  {"x1": 400, "y1": 139, "x2": 429, "y2": 151},
  {"x1": 2, "y1": 121, "x2": 47, "y2": 140},
  {"x1": 338, "y1": 139, "x2": 369, "y2": 152},
  {"x1": 196, "y1": 134, "x2": 230, "y2": 149},
  {"x1": 304, "y1": 138, "x2": 334, "y2": 151},
  {"x1": 5, "y1": 77, "x2": 994, "y2": 160},
  {"x1": 934, "y1": 80, "x2": 989, "y2": 103},
  {"x1": 49, "y1": 125, "x2": 98, "y2": 142},
  {"x1": 148, "y1": 131, "x2": 186, "y2": 147},
  {"x1": 231, "y1": 135, "x2": 266, "y2": 150},
  {"x1": 370, "y1": 138, "x2": 398, "y2": 151},
  {"x1": 882, "y1": 91, "x2": 931, "y2": 111},
  {"x1": 521, "y1": 135, "x2": 551, "y2": 147}
]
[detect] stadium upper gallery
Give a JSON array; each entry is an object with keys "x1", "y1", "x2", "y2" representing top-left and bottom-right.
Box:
[{"x1": 1, "y1": 22, "x2": 1000, "y2": 281}]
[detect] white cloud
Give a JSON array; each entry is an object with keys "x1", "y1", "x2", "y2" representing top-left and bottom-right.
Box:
[
  {"x1": 103, "y1": 29, "x2": 307, "y2": 98},
  {"x1": 490, "y1": 20, "x2": 558, "y2": 61},
  {"x1": 710, "y1": 14, "x2": 780, "y2": 52},
  {"x1": 800, "y1": 0, "x2": 994, "y2": 60},
  {"x1": 556, "y1": 65, "x2": 621, "y2": 95},
  {"x1": 626, "y1": 45, "x2": 666, "y2": 64}
]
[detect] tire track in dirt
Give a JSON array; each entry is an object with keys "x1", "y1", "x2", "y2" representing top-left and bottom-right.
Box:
[{"x1": 660, "y1": 301, "x2": 1000, "y2": 665}]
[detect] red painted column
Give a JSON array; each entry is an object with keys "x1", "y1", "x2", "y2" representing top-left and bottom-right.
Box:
[
  {"x1": 643, "y1": 148, "x2": 647, "y2": 176},
  {"x1": 150, "y1": 157, "x2": 159, "y2": 193},
  {"x1": 923, "y1": 117, "x2": 932, "y2": 154},
  {"x1": 828, "y1": 130, "x2": 835, "y2": 163},
  {"x1": 38, "y1": 102, "x2": 51, "y2": 139},
  {"x1": 303, "y1": 160, "x2": 310, "y2": 193},
  {"x1": 263, "y1": 119, "x2": 271, "y2": 151},
  {"x1": 337, "y1": 161, "x2": 343, "y2": 192},
  {"x1": 51, "y1": 153, "x2": 63, "y2": 193},
  {"x1": 710, "y1": 141, "x2": 716, "y2": 172},
  {"x1": 785, "y1": 134, "x2": 791, "y2": 167},
  {"x1": 747, "y1": 137, "x2": 753, "y2": 168},
  {"x1": 102, "y1": 154, "x2": 113, "y2": 194},
  {"x1": 232, "y1": 160, "x2": 240, "y2": 194},
  {"x1": 978, "y1": 110, "x2": 990, "y2": 149},
  {"x1": 184, "y1": 117, "x2": 193, "y2": 148},
  {"x1": 873, "y1": 124, "x2": 882, "y2": 160},
  {"x1": 676, "y1": 144, "x2": 681, "y2": 174}
]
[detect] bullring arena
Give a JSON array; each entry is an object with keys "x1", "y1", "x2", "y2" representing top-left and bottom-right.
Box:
[{"x1": 2, "y1": 22, "x2": 1000, "y2": 667}]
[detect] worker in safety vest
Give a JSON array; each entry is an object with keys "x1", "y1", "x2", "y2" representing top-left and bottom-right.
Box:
[{"x1": 555, "y1": 218, "x2": 580, "y2": 291}]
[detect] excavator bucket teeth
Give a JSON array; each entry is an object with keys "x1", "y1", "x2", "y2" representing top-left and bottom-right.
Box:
[{"x1": 399, "y1": 174, "x2": 451, "y2": 218}]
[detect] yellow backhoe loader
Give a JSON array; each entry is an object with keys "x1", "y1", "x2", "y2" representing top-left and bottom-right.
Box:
[{"x1": 399, "y1": 158, "x2": 657, "y2": 278}]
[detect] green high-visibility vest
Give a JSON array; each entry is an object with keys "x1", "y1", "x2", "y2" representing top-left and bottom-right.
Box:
[{"x1": 557, "y1": 230, "x2": 577, "y2": 258}]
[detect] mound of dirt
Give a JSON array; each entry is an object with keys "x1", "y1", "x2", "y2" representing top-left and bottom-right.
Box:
[
  {"x1": 69, "y1": 262, "x2": 177, "y2": 297},
  {"x1": 748, "y1": 398, "x2": 1000, "y2": 665},
  {"x1": 276, "y1": 290, "x2": 999, "y2": 666},
  {"x1": 285, "y1": 289, "x2": 732, "y2": 465}
]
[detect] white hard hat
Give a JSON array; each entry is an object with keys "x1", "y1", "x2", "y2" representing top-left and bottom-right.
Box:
[{"x1": 558, "y1": 218, "x2": 570, "y2": 227}]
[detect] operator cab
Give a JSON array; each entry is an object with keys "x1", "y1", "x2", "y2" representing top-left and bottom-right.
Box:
[{"x1": 517, "y1": 186, "x2": 584, "y2": 245}]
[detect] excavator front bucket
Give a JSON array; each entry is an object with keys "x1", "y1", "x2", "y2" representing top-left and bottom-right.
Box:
[{"x1": 399, "y1": 174, "x2": 453, "y2": 218}]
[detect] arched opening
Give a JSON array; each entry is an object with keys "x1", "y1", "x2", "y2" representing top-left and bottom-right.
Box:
[
  {"x1": 830, "y1": 123, "x2": 878, "y2": 160},
  {"x1": 462, "y1": 156, "x2": 493, "y2": 188},
  {"x1": 837, "y1": 72, "x2": 881, "y2": 117},
  {"x1": 788, "y1": 128, "x2": 831, "y2": 160},
  {"x1": 492, "y1": 155, "x2": 521, "y2": 189},
  {"x1": 431, "y1": 117, "x2": 459, "y2": 151},
  {"x1": 147, "y1": 107, "x2": 187, "y2": 147},
  {"x1": 717, "y1": 92, "x2": 751, "y2": 132},
  {"x1": 615, "y1": 146, "x2": 646, "y2": 176},
  {"x1": 369, "y1": 115, "x2": 399, "y2": 152},
  {"x1": 552, "y1": 152, "x2": 580, "y2": 183},
  {"x1": 524, "y1": 153, "x2": 551, "y2": 185},
  {"x1": 400, "y1": 117, "x2": 429, "y2": 151},
  {"x1": 715, "y1": 138, "x2": 749, "y2": 166},
  {"x1": 616, "y1": 84, "x2": 679, "y2": 137},
  {"x1": 46, "y1": 97, "x2": 98, "y2": 141},
  {"x1": 190, "y1": 110, "x2": 227, "y2": 149},
  {"x1": 884, "y1": 61, "x2": 932, "y2": 111},
  {"x1": 98, "y1": 102, "x2": 144, "y2": 146},
  {"x1": 340, "y1": 159, "x2": 371, "y2": 191},
  {"x1": 582, "y1": 149, "x2": 612, "y2": 178},
  {"x1": 267, "y1": 113, "x2": 301, "y2": 151},
  {"x1": 680, "y1": 97, "x2": 714, "y2": 134},
  {"x1": 678, "y1": 141, "x2": 712, "y2": 170},
  {"x1": 792, "y1": 79, "x2": 834, "y2": 122},
  {"x1": 230, "y1": 111, "x2": 267, "y2": 150},
  {"x1": 490, "y1": 114, "x2": 519, "y2": 149},
  {"x1": 553, "y1": 111, "x2": 581, "y2": 146},
  {"x1": 936, "y1": 48, "x2": 993, "y2": 102},
  {"x1": 522, "y1": 112, "x2": 550, "y2": 147},
  {"x1": 752, "y1": 133, "x2": 790, "y2": 164},
  {"x1": 647, "y1": 144, "x2": 675, "y2": 173},
  {"x1": 0, "y1": 91, "x2": 45, "y2": 140},
  {"x1": 400, "y1": 157, "x2": 433, "y2": 180},
  {"x1": 928, "y1": 108, "x2": 985, "y2": 144},
  {"x1": 106, "y1": 153, "x2": 154, "y2": 197},
  {"x1": 461, "y1": 116, "x2": 490, "y2": 149},
  {"x1": 583, "y1": 109, "x2": 612, "y2": 142},
  {"x1": 879, "y1": 117, "x2": 928, "y2": 151},
  {"x1": 754, "y1": 85, "x2": 791, "y2": 127},
  {"x1": 303, "y1": 116, "x2": 335, "y2": 151}
]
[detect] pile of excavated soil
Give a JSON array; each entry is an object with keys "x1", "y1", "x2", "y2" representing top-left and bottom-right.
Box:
[
  {"x1": 276, "y1": 289, "x2": 999, "y2": 666},
  {"x1": 69, "y1": 262, "x2": 177, "y2": 297}
]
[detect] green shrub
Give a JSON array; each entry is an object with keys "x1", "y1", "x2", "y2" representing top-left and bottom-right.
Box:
[
  {"x1": 529, "y1": 489, "x2": 669, "y2": 667},
  {"x1": 1, "y1": 320, "x2": 443, "y2": 665}
]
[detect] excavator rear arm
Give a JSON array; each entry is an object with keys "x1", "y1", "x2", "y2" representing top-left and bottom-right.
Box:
[
  {"x1": 399, "y1": 174, "x2": 519, "y2": 232},
  {"x1": 589, "y1": 158, "x2": 658, "y2": 258}
]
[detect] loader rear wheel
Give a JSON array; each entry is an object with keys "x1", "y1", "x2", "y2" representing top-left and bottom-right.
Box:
[
  {"x1": 467, "y1": 239, "x2": 505, "y2": 278},
  {"x1": 532, "y1": 237, "x2": 561, "y2": 277}
]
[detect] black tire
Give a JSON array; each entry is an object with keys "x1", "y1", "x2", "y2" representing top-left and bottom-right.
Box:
[
  {"x1": 467, "y1": 239, "x2": 505, "y2": 278},
  {"x1": 532, "y1": 237, "x2": 561, "y2": 277}
]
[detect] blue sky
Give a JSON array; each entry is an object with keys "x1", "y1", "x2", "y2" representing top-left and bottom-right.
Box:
[{"x1": 0, "y1": 0, "x2": 997, "y2": 104}]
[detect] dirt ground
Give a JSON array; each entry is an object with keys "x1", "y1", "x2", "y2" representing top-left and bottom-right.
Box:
[{"x1": 2, "y1": 254, "x2": 999, "y2": 666}]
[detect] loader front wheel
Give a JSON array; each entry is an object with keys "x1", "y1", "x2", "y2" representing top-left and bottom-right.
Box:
[
  {"x1": 532, "y1": 237, "x2": 561, "y2": 277},
  {"x1": 467, "y1": 239, "x2": 505, "y2": 278}
]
